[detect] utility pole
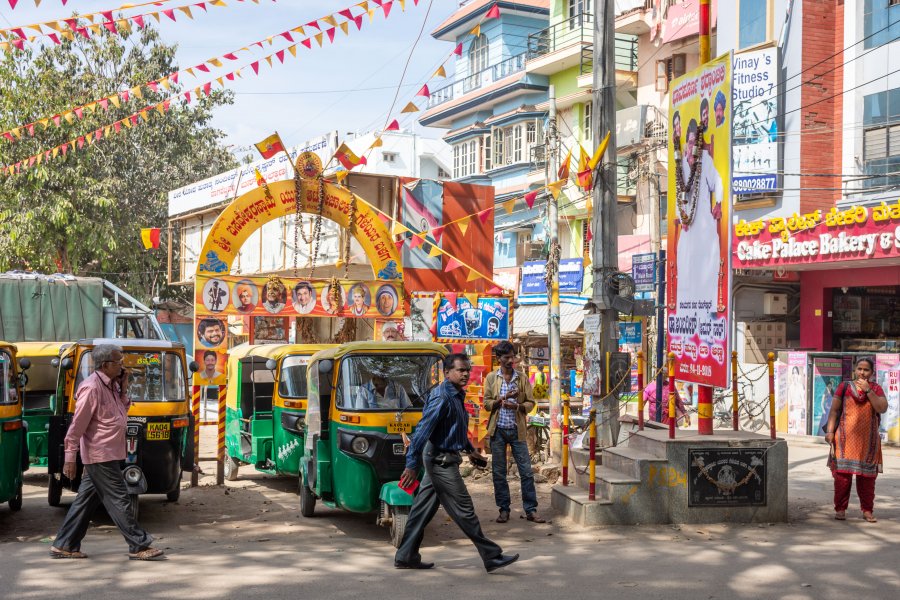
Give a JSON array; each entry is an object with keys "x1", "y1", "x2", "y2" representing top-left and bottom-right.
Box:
[
  {"x1": 591, "y1": 0, "x2": 619, "y2": 446},
  {"x1": 546, "y1": 86, "x2": 562, "y2": 459}
]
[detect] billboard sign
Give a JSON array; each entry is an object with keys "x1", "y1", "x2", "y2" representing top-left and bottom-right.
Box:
[{"x1": 733, "y1": 47, "x2": 778, "y2": 195}]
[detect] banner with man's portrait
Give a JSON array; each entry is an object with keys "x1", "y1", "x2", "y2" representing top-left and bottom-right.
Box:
[
  {"x1": 433, "y1": 294, "x2": 511, "y2": 343},
  {"x1": 666, "y1": 53, "x2": 733, "y2": 388}
]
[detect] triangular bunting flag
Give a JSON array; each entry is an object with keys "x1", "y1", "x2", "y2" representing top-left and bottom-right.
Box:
[
  {"x1": 485, "y1": 4, "x2": 501, "y2": 19},
  {"x1": 443, "y1": 292, "x2": 458, "y2": 308},
  {"x1": 401, "y1": 102, "x2": 419, "y2": 113},
  {"x1": 524, "y1": 190, "x2": 538, "y2": 209},
  {"x1": 457, "y1": 218, "x2": 470, "y2": 236},
  {"x1": 409, "y1": 235, "x2": 424, "y2": 249},
  {"x1": 502, "y1": 199, "x2": 515, "y2": 214},
  {"x1": 433, "y1": 65, "x2": 446, "y2": 78},
  {"x1": 431, "y1": 226, "x2": 444, "y2": 242},
  {"x1": 391, "y1": 221, "x2": 410, "y2": 236},
  {"x1": 548, "y1": 179, "x2": 565, "y2": 199},
  {"x1": 478, "y1": 208, "x2": 493, "y2": 224},
  {"x1": 445, "y1": 258, "x2": 464, "y2": 273},
  {"x1": 385, "y1": 119, "x2": 399, "y2": 131},
  {"x1": 416, "y1": 84, "x2": 429, "y2": 97},
  {"x1": 470, "y1": 24, "x2": 480, "y2": 36},
  {"x1": 463, "y1": 292, "x2": 478, "y2": 307},
  {"x1": 369, "y1": 137, "x2": 384, "y2": 148},
  {"x1": 466, "y1": 269, "x2": 481, "y2": 282},
  {"x1": 428, "y1": 244, "x2": 442, "y2": 258},
  {"x1": 588, "y1": 131, "x2": 611, "y2": 170},
  {"x1": 453, "y1": 43, "x2": 462, "y2": 56}
]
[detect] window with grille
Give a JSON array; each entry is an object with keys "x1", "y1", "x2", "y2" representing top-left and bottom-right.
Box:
[
  {"x1": 568, "y1": 0, "x2": 586, "y2": 29},
  {"x1": 655, "y1": 54, "x2": 686, "y2": 92},
  {"x1": 453, "y1": 140, "x2": 479, "y2": 178},
  {"x1": 862, "y1": 87, "x2": 900, "y2": 191},
  {"x1": 581, "y1": 220, "x2": 590, "y2": 254},
  {"x1": 583, "y1": 102, "x2": 592, "y2": 141},
  {"x1": 469, "y1": 34, "x2": 489, "y2": 74},
  {"x1": 483, "y1": 134, "x2": 492, "y2": 171}
]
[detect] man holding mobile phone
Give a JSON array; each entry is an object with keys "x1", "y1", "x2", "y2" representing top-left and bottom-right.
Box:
[
  {"x1": 394, "y1": 353, "x2": 519, "y2": 573},
  {"x1": 49, "y1": 344, "x2": 164, "y2": 561},
  {"x1": 483, "y1": 341, "x2": 544, "y2": 524}
]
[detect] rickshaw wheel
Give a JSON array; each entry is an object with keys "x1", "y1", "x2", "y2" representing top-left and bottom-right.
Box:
[
  {"x1": 390, "y1": 506, "x2": 409, "y2": 548},
  {"x1": 129, "y1": 494, "x2": 140, "y2": 522},
  {"x1": 224, "y1": 456, "x2": 239, "y2": 481},
  {"x1": 9, "y1": 480, "x2": 22, "y2": 511},
  {"x1": 299, "y1": 474, "x2": 316, "y2": 517},
  {"x1": 166, "y1": 485, "x2": 181, "y2": 502},
  {"x1": 48, "y1": 475, "x2": 62, "y2": 507}
]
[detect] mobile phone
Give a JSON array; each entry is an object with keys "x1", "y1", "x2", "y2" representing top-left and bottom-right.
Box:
[{"x1": 399, "y1": 478, "x2": 419, "y2": 495}]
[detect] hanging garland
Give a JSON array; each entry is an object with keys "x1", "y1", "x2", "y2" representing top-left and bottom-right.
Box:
[
  {"x1": 673, "y1": 124, "x2": 706, "y2": 228},
  {"x1": 342, "y1": 194, "x2": 356, "y2": 278}
]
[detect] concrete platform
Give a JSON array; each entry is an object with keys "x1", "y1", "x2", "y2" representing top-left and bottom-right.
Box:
[{"x1": 553, "y1": 428, "x2": 788, "y2": 526}]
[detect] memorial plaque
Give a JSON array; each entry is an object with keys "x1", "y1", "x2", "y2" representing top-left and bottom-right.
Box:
[{"x1": 688, "y1": 448, "x2": 767, "y2": 507}]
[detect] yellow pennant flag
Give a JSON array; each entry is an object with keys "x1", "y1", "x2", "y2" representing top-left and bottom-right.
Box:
[
  {"x1": 131, "y1": 86, "x2": 143, "y2": 100},
  {"x1": 502, "y1": 199, "x2": 515, "y2": 214},
  {"x1": 339, "y1": 21, "x2": 349, "y2": 35},
  {"x1": 61, "y1": 31, "x2": 74, "y2": 41},
  {"x1": 151, "y1": 12, "x2": 161, "y2": 23},
  {"x1": 208, "y1": 57, "x2": 223, "y2": 67},
  {"x1": 369, "y1": 137, "x2": 383, "y2": 149},
  {"x1": 334, "y1": 170, "x2": 350, "y2": 183},
  {"x1": 368, "y1": 9, "x2": 376, "y2": 21},
  {"x1": 39, "y1": 118, "x2": 49, "y2": 129},
  {"x1": 160, "y1": 77, "x2": 171, "y2": 90},
  {"x1": 359, "y1": 1, "x2": 369, "y2": 11},
  {"x1": 104, "y1": 126, "x2": 111, "y2": 136},
  {"x1": 122, "y1": 117, "x2": 132, "y2": 129},
  {"x1": 433, "y1": 65, "x2": 446, "y2": 78},
  {"x1": 63, "y1": 113, "x2": 75, "y2": 124},
  {"x1": 186, "y1": 67, "x2": 195, "y2": 77},
  {"x1": 466, "y1": 269, "x2": 481, "y2": 283},
  {"x1": 314, "y1": 32, "x2": 324, "y2": 46},
  {"x1": 322, "y1": 15, "x2": 337, "y2": 27},
  {"x1": 587, "y1": 131, "x2": 612, "y2": 170},
  {"x1": 392, "y1": 223, "x2": 410, "y2": 238},
  {"x1": 109, "y1": 95, "x2": 121, "y2": 108},
  {"x1": 156, "y1": 103, "x2": 166, "y2": 115},
  {"x1": 84, "y1": 103, "x2": 96, "y2": 113},
  {"x1": 548, "y1": 179, "x2": 565, "y2": 199},
  {"x1": 117, "y1": 19, "x2": 132, "y2": 33},
  {"x1": 463, "y1": 292, "x2": 479, "y2": 307},
  {"x1": 89, "y1": 24, "x2": 101, "y2": 35},
  {"x1": 428, "y1": 244, "x2": 442, "y2": 258},
  {"x1": 216, "y1": 76, "x2": 224, "y2": 87},
  {"x1": 291, "y1": 26, "x2": 305, "y2": 35},
  {"x1": 178, "y1": 6, "x2": 193, "y2": 19},
  {"x1": 457, "y1": 218, "x2": 470, "y2": 236},
  {"x1": 265, "y1": 56, "x2": 273, "y2": 67},
  {"x1": 52, "y1": 147, "x2": 59, "y2": 158},
  {"x1": 577, "y1": 144, "x2": 589, "y2": 173},
  {"x1": 26, "y1": 24, "x2": 44, "y2": 35},
  {"x1": 288, "y1": 45, "x2": 297, "y2": 57},
  {"x1": 470, "y1": 24, "x2": 480, "y2": 36},
  {"x1": 140, "y1": 110, "x2": 150, "y2": 122},
  {"x1": 401, "y1": 102, "x2": 419, "y2": 114},
  {"x1": 583, "y1": 254, "x2": 592, "y2": 269}
]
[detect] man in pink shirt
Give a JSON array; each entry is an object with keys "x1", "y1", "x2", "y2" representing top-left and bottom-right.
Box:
[
  {"x1": 643, "y1": 374, "x2": 691, "y2": 427},
  {"x1": 50, "y1": 344, "x2": 163, "y2": 561}
]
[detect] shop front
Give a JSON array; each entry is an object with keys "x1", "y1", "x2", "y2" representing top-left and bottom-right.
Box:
[{"x1": 733, "y1": 200, "x2": 900, "y2": 443}]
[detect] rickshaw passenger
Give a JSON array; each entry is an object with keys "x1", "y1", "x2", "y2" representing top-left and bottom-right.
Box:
[{"x1": 356, "y1": 374, "x2": 410, "y2": 410}]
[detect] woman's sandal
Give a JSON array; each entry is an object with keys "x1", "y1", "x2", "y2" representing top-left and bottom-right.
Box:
[
  {"x1": 834, "y1": 511, "x2": 846, "y2": 520},
  {"x1": 128, "y1": 547, "x2": 165, "y2": 561},
  {"x1": 863, "y1": 512, "x2": 877, "y2": 523},
  {"x1": 49, "y1": 547, "x2": 88, "y2": 559}
]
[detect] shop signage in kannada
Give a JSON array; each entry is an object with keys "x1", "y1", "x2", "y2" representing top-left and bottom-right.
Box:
[
  {"x1": 520, "y1": 259, "x2": 584, "y2": 295},
  {"x1": 631, "y1": 253, "x2": 656, "y2": 292},
  {"x1": 733, "y1": 200, "x2": 900, "y2": 268},
  {"x1": 688, "y1": 448, "x2": 767, "y2": 507}
]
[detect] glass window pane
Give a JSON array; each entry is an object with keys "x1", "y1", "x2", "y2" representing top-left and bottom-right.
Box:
[
  {"x1": 739, "y1": 0, "x2": 768, "y2": 49},
  {"x1": 278, "y1": 355, "x2": 310, "y2": 398},
  {"x1": 164, "y1": 353, "x2": 186, "y2": 401},
  {"x1": 863, "y1": 91, "x2": 887, "y2": 125}
]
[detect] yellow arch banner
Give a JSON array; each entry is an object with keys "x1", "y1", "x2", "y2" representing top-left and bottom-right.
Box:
[{"x1": 195, "y1": 178, "x2": 402, "y2": 280}]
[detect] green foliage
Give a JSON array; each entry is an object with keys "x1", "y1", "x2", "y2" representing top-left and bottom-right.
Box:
[{"x1": 0, "y1": 23, "x2": 236, "y2": 303}]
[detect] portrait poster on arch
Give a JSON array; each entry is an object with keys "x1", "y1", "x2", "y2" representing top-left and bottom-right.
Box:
[{"x1": 666, "y1": 52, "x2": 733, "y2": 388}]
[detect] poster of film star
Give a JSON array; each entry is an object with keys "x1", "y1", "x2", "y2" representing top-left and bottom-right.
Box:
[
  {"x1": 666, "y1": 52, "x2": 733, "y2": 389},
  {"x1": 434, "y1": 295, "x2": 511, "y2": 342},
  {"x1": 732, "y1": 46, "x2": 779, "y2": 195}
]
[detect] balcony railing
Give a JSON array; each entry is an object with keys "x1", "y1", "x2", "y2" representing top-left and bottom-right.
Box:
[
  {"x1": 527, "y1": 14, "x2": 638, "y2": 76},
  {"x1": 426, "y1": 52, "x2": 528, "y2": 110}
]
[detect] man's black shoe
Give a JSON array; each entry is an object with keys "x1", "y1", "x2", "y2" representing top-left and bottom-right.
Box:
[
  {"x1": 484, "y1": 553, "x2": 519, "y2": 573},
  {"x1": 394, "y1": 560, "x2": 435, "y2": 570}
]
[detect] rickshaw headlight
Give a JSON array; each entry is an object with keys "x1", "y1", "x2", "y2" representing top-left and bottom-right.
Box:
[
  {"x1": 124, "y1": 466, "x2": 142, "y2": 484},
  {"x1": 351, "y1": 436, "x2": 369, "y2": 454}
]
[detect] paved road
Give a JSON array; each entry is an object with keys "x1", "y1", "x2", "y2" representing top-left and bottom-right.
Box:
[{"x1": 1, "y1": 437, "x2": 897, "y2": 600}]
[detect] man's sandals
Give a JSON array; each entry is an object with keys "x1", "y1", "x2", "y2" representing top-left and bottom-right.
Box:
[
  {"x1": 49, "y1": 547, "x2": 88, "y2": 559},
  {"x1": 128, "y1": 547, "x2": 165, "y2": 561}
]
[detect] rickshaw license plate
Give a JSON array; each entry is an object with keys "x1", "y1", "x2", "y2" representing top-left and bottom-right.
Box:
[
  {"x1": 387, "y1": 422, "x2": 411, "y2": 434},
  {"x1": 146, "y1": 422, "x2": 170, "y2": 440}
]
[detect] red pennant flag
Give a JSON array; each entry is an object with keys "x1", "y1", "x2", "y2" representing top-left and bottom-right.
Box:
[
  {"x1": 416, "y1": 84, "x2": 430, "y2": 97},
  {"x1": 77, "y1": 136, "x2": 85, "y2": 149},
  {"x1": 161, "y1": 99, "x2": 171, "y2": 112},
  {"x1": 196, "y1": 64, "x2": 210, "y2": 73},
  {"x1": 184, "y1": 91, "x2": 192, "y2": 103},
  {"x1": 445, "y1": 258, "x2": 464, "y2": 273},
  {"x1": 353, "y1": 15, "x2": 363, "y2": 30},
  {"x1": 11, "y1": 38, "x2": 24, "y2": 50},
  {"x1": 2, "y1": 132, "x2": 13, "y2": 142},
  {"x1": 163, "y1": 9, "x2": 177, "y2": 21},
  {"x1": 488, "y1": 286, "x2": 502, "y2": 294},
  {"x1": 130, "y1": 114, "x2": 139, "y2": 125},
  {"x1": 52, "y1": 115, "x2": 61, "y2": 126},
  {"x1": 171, "y1": 72, "x2": 179, "y2": 84},
  {"x1": 326, "y1": 28, "x2": 336, "y2": 42},
  {"x1": 276, "y1": 49, "x2": 285, "y2": 63},
  {"x1": 102, "y1": 11, "x2": 114, "y2": 21},
  {"x1": 225, "y1": 72, "x2": 235, "y2": 81},
  {"x1": 25, "y1": 123, "x2": 34, "y2": 136},
  {"x1": 202, "y1": 82, "x2": 212, "y2": 96},
  {"x1": 431, "y1": 226, "x2": 444, "y2": 242},
  {"x1": 301, "y1": 38, "x2": 312, "y2": 49},
  {"x1": 394, "y1": 239, "x2": 405, "y2": 253},
  {"x1": 148, "y1": 81, "x2": 159, "y2": 93},
  {"x1": 99, "y1": 98, "x2": 109, "y2": 110},
  {"x1": 134, "y1": 15, "x2": 145, "y2": 28},
  {"x1": 385, "y1": 119, "x2": 400, "y2": 131},
  {"x1": 10, "y1": 27, "x2": 25, "y2": 39},
  {"x1": 409, "y1": 235, "x2": 424, "y2": 249},
  {"x1": 250, "y1": 61, "x2": 260, "y2": 74},
  {"x1": 478, "y1": 208, "x2": 493, "y2": 224},
  {"x1": 306, "y1": 20, "x2": 321, "y2": 30},
  {"x1": 443, "y1": 292, "x2": 457, "y2": 308},
  {"x1": 454, "y1": 43, "x2": 462, "y2": 56},
  {"x1": 74, "y1": 107, "x2": 84, "y2": 119},
  {"x1": 196, "y1": 2, "x2": 207, "y2": 12},
  {"x1": 383, "y1": 1, "x2": 393, "y2": 17},
  {"x1": 61, "y1": 144, "x2": 68, "y2": 156},
  {"x1": 524, "y1": 190, "x2": 538, "y2": 209},
  {"x1": 223, "y1": 53, "x2": 239, "y2": 60},
  {"x1": 104, "y1": 21, "x2": 117, "y2": 34},
  {"x1": 377, "y1": 213, "x2": 391, "y2": 226},
  {"x1": 585, "y1": 224, "x2": 593, "y2": 243},
  {"x1": 485, "y1": 4, "x2": 501, "y2": 19},
  {"x1": 114, "y1": 121, "x2": 122, "y2": 133},
  {"x1": 95, "y1": 129, "x2": 102, "y2": 141},
  {"x1": 8, "y1": 0, "x2": 18, "y2": 10},
  {"x1": 48, "y1": 33, "x2": 61, "y2": 44},
  {"x1": 339, "y1": 9, "x2": 354, "y2": 19},
  {"x1": 76, "y1": 27, "x2": 91, "y2": 39},
  {"x1": 279, "y1": 31, "x2": 294, "y2": 42},
  {"x1": 121, "y1": 89, "x2": 130, "y2": 102}
]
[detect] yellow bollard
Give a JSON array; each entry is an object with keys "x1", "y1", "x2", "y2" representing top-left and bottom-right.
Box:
[
  {"x1": 562, "y1": 396, "x2": 570, "y2": 486},
  {"x1": 768, "y1": 352, "x2": 776, "y2": 440},
  {"x1": 588, "y1": 408, "x2": 597, "y2": 500},
  {"x1": 637, "y1": 350, "x2": 645, "y2": 431},
  {"x1": 667, "y1": 352, "x2": 676, "y2": 439},
  {"x1": 217, "y1": 384, "x2": 226, "y2": 485},
  {"x1": 732, "y1": 351, "x2": 739, "y2": 431}
]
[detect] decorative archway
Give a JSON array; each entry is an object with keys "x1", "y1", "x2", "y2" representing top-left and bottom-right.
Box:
[{"x1": 196, "y1": 177, "x2": 402, "y2": 280}]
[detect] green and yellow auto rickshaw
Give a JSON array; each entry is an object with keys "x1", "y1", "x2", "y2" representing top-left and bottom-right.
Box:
[
  {"x1": 223, "y1": 343, "x2": 334, "y2": 481},
  {"x1": 17, "y1": 342, "x2": 70, "y2": 467},
  {"x1": 0, "y1": 342, "x2": 29, "y2": 511},
  {"x1": 48, "y1": 339, "x2": 197, "y2": 517},
  {"x1": 301, "y1": 341, "x2": 447, "y2": 546}
]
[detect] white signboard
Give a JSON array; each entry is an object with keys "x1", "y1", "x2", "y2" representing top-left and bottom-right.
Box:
[
  {"x1": 732, "y1": 47, "x2": 778, "y2": 195},
  {"x1": 167, "y1": 131, "x2": 339, "y2": 216}
]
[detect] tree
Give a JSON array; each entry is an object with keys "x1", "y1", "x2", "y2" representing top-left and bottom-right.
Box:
[{"x1": 0, "y1": 22, "x2": 236, "y2": 303}]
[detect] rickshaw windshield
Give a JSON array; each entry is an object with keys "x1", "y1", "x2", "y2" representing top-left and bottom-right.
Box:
[
  {"x1": 277, "y1": 355, "x2": 309, "y2": 399},
  {"x1": 76, "y1": 351, "x2": 186, "y2": 402},
  {"x1": 335, "y1": 354, "x2": 443, "y2": 411},
  {"x1": 0, "y1": 351, "x2": 13, "y2": 405}
]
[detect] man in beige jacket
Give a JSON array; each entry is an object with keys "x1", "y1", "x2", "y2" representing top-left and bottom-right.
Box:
[{"x1": 483, "y1": 341, "x2": 545, "y2": 523}]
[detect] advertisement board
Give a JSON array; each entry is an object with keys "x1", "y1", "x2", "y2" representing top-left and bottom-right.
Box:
[
  {"x1": 520, "y1": 259, "x2": 584, "y2": 295},
  {"x1": 811, "y1": 357, "x2": 842, "y2": 436},
  {"x1": 631, "y1": 253, "x2": 656, "y2": 292},
  {"x1": 732, "y1": 47, "x2": 779, "y2": 195},
  {"x1": 434, "y1": 295, "x2": 511, "y2": 342},
  {"x1": 666, "y1": 53, "x2": 733, "y2": 388}
]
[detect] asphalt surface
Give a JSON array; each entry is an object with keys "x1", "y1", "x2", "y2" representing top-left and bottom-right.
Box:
[{"x1": 1, "y1": 433, "x2": 898, "y2": 600}]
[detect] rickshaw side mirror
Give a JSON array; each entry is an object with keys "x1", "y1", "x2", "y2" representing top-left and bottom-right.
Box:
[
  {"x1": 318, "y1": 360, "x2": 333, "y2": 375},
  {"x1": 60, "y1": 358, "x2": 74, "y2": 371},
  {"x1": 265, "y1": 359, "x2": 277, "y2": 371},
  {"x1": 18, "y1": 358, "x2": 31, "y2": 370},
  {"x1": 188, "y1": 361, "x2": 200, "y2": 373},
  {"x1": 51, "y1": 358, "x2": 60, "y2": 368}
]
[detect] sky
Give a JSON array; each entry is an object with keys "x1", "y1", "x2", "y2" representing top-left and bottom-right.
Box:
[{"x1": 0, "y1": 0, "x2": 458, "y2": 157}]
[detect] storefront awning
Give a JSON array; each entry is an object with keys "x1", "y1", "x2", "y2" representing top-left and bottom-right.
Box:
[{"x1": 513, "y1": 303, "x2": 585, "y2": 336}]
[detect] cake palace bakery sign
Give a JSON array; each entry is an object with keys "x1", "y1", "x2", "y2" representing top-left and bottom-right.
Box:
[{"x1": 733, "y1": 199, "x2": 900, "y2": 268}]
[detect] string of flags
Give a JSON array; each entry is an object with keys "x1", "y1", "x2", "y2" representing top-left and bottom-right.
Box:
[
  {"x1": 1, "y1": 0, "x2": 413, "y2": 145},
  {"x1": 1, "y1": 1, "x2": 416, "y2": 174}
]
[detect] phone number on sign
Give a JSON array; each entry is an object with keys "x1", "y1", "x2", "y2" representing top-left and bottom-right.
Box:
[{"x1": 679, "y1": 363, "x2": 712, "y2": 377}]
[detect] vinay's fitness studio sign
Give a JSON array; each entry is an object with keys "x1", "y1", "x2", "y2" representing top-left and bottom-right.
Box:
[{"x1": 733, "y1": 200, "x2": 900, "y2": 268}]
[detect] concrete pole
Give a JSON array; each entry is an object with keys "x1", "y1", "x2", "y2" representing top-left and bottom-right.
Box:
[
  {"x1": 696, "y1": 0, "x2": 714, "y2": 434},
  {"x1": 591, "y1": 0, "x2": 620, "y2": 446},
  {"x1": 547, "y1": 86, "x2": 562, "y2": 459}
]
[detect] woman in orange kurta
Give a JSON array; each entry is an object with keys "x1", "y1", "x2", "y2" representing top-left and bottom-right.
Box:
[{"x1": 825, "y1": 358, "x2": 888, "y2": 522}]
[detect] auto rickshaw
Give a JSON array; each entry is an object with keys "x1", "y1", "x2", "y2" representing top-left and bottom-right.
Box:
[
  {"x1": 47, "y1": 339, "x2": 198, "y2": 518},
  {"x1": 301, "y1": 341, "x2": 447, "y2": 547},
  {"x1": 17, "y1": 342, "x2": 70, "y2": 467},
  {"x1": 223, "y1": 343, "x2": 333, "y2": 481},
  {"x1": 0, "y1": 342, "x2": 29, "y2": 511}
]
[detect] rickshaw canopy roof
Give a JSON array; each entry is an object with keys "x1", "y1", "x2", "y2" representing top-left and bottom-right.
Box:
[
  {"x1": 0, "y1": 340, "x2": 17, "y2": 353},
  {"x1": 13, "y1": 341, "x2": 70, "y2": 357},
  {"x1": 227, "y1": 343, "x2": 335, "y2": 363},
  {"x1": 72, "y1": 338, "x2": 186, "y2": 351},
  {"x1": 309, "y1": 341, "x2": 449, "y2": 363}
]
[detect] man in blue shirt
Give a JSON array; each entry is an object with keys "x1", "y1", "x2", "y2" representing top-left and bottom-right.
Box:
[{"x1": 394, "y1": 353, "x2": 519, "y2": 573}]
